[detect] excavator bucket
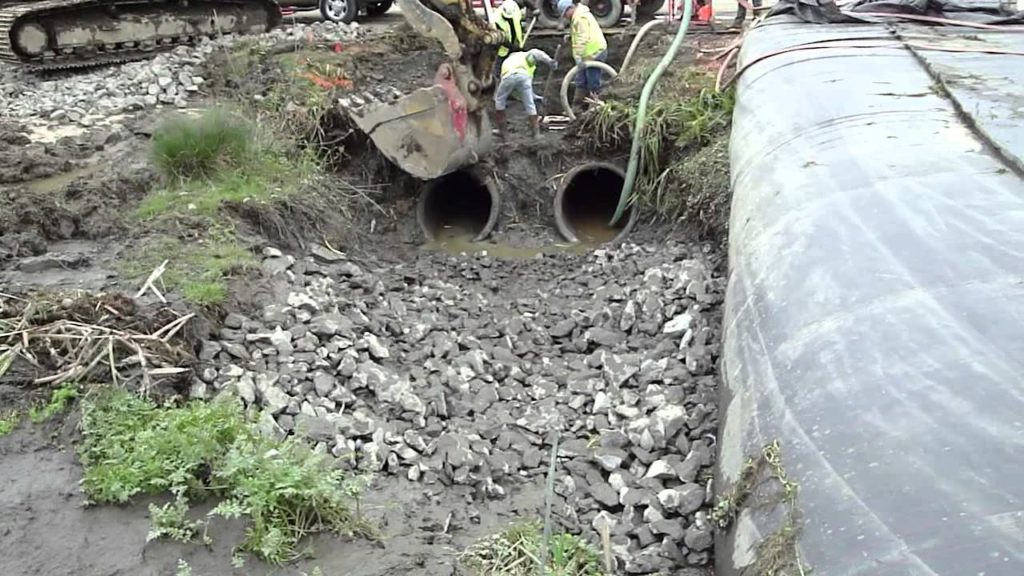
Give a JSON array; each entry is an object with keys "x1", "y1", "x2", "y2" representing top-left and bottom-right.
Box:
[
  {"x1": 345, "y1": 65, "x2": 494, "y2": 180},
  {"x1": 339, "y1": 0, "x2": 498, "y2": 180}
]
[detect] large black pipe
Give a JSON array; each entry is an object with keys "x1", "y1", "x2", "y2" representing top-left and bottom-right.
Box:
[
  {"x1": 417, "y1": 170, "x2": 501, "y2": 242},
  {"x1": 554, "y1": 162, "x2": 638, "y2": 244}
]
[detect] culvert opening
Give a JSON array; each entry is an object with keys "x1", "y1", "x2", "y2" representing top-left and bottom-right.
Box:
[
  {"x1": 418, "y1": 170, "x2": 499, "y2": 243},
  {"x1": 555, "y1": 163, "x2": 636, "y2": 245}
]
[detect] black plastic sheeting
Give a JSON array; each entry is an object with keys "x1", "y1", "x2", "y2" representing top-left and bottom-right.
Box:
[
  {"x1": 720, "y1": 17, "x2": 1024, "y2": 576},
  {"x1": 768, "y1": 0, "x2": 1024, "y2": 24}
]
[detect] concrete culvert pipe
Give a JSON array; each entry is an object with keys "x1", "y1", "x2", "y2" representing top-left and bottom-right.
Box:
[
  {"x1": 554, "y1": 162, "x2": 637, "y2": 245},
  {"x1": 417, "y1": 170, "x2": 501, "y2": 242}
]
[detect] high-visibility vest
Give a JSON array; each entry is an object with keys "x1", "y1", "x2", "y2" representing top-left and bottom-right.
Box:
[
  {"x1": 500, "y1": 50, "x2": 535, "y2": 79},
  {"x1": 571, "y1": 5, "x2": 607, "y2": 60},
  {"x1": 494, "y1": 7, "x2": 523, "y2": 58}
]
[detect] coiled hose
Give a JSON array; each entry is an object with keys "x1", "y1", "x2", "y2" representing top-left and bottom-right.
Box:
[
  {"x1": 559, "y1": 61, "x2": 619, "y2": 121},
  {"x1": 609, "y1": 1, "x2": 694, "y2": 226},
  {"x1": 619, "y1": 19, "x2": 666, "y2": 77}
]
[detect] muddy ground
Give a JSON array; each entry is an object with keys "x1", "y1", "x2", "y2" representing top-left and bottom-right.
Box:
[{"x1": 0, "y1": 18, "x2": 735, "y2": 576}]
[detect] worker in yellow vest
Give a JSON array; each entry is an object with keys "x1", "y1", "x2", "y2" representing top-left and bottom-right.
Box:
[
  {"x1": 493, "y1": 0, "x2": 525, "y2": 79},
  {"x1": 558, "y1": 0, "x2": 608, "y2": 108},
  {"x1": 493, "y1": 48, "x2": 557, "y2": 138}
]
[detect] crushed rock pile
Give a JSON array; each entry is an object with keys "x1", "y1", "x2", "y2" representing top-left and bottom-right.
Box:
[
  {"x1": 0, "y1": 21, "x2": 362, "y2": 126},
  {"x1": 192, "y1": 241, "x2": 724, "y2": 574}
]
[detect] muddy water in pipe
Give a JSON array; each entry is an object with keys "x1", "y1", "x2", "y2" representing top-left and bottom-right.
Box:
[
  {"x1": 417, "y1": 170, "x2": 500, "y2": 243},
  {"x1": 555, "y1": 163, "x2": 637, "y2": 245}
]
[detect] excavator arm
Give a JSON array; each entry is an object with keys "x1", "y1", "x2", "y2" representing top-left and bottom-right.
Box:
[{"x1": 342, "y1": 0, "x2": 510, "y2": 180}]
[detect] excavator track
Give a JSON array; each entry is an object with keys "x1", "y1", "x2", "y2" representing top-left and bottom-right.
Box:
[{"x1": 0, "y1": 0, "x2": 281, "y2": 71}]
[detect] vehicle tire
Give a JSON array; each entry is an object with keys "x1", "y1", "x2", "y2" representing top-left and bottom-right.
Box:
[
  {"x1": 589, "y1": 0, "x2": 624, "y2": 28},
  {"x1": 365, "y1": 0, "x2": 392, "y2": 16},
  {"x1": 535, "y1": 0, "x2": 562, "y2": 28},
  {"x1": 636, "y1": 0, "x2": 664, "y2": 17},
  {"x1": 320, "y1": 0, "x2": 357, "y2": 23}
]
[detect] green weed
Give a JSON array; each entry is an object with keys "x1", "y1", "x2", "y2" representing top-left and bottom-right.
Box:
[
  {"x1": 29, "y1": 384, "x2": 79, "y2": 423},
  {"x1": 460, "y1": 521, "x2": 604, "y2": 576},
  {"x1": 149, "y1": 493, "x2": 206, "y2": 544},
  {"x1": 176, "y1": 559, "x2": 193, "y2": 576},
  {"x1": 80, "y1": 389, "x2": 371, "y2": 564},
  {"x1": 712, "y1": 440, "x2": 808, "y2": 576},
  {"x1": 152, "y1": 109, "x2": 255, "y2": 181},
  {"x1": 579, "y1": 71, "x2": 735, "y2": 231},
  {"x1": 0, "y1": 410, "x2": 19, "y2": 436}
]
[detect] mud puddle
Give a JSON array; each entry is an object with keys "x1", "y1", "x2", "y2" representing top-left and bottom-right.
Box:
[{"x1": 25, "y1": 163, "x2": 100, "y2": 194}]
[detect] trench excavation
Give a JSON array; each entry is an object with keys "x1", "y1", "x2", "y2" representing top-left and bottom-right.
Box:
[
  {"x1": 417, "y1": 170, "x2": 501, "y2": 242},
  {"x1": 555, "y1": 162, "x2": 637, "y2": 245}
]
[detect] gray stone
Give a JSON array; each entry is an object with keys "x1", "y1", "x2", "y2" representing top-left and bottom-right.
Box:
[
  {"x1": 261, "y1": 386, "x2": 290, "y2": 414},
  {"x1": 365, "y1": 334, "x2": 389, "y2": 359},
  {"x1": 595, "y1": 447, "x2": 627, "y2": 472},
  {"x1": 257, "y1": 411, "x2": 285, "y2": 440},
  {"x1": 650, "y1": 518, "x2": 685, "y2": 541},
  {"x1": 338, "y1": 354, "x2": 358, "y2": 377},
  {"x1": 644, "y1": 459, "x2": 676, "y2": 480},
  {"x1": 309, "y1": 313, "x2": 351, "y2": 337},
  {"x1": 294, "y1": 413, "x2": 335, "y2": 442},
  {"x1": 587, "y1": 327, "x2": 625, "y2": 347},
  {"x1": 262, "y1": 256, "x2": 294, "y2": 276},
  {"x1": 620, "y1": 487, "x2": 654, "y2": 507},
  {"x1": 276, "y1": 414, "x2": 295, "y2": 432},
  {"x1": 436, "y1": 433, "x2": 474, "y2": 468},
  {"x1": 684, "y1": 521, "x2": 713, "y2": 552},
  {"x1": 658, "y1": 484, "x2": 705, "y2": 515},
  {"x1": 592, "y1": 510, "x2": 617, "y2": 533},
  {"x1": 619, "y1": 300, "x2": 637, "y2": 332},
  {"x1": 589, "y1": 482, "x2": 620, "y2": 508},
  {"x1": 550, "y1": 319, "x2": 576, "y2": 338},
  {"x1": 662, "y1": 312, "x2": 694, "y2": 335},
  {"x1": 235, "y1": 376, "x2": 257, "y2": 405},
  {"x1": 673, "y1": 450, "x2": 702, "y2": 483},
  {"x1": 313, "y1": 371, "x2": 335, "y2": 397},
  {"x1": 223, "y1": 313, "x2": 245, "y2": 329}
]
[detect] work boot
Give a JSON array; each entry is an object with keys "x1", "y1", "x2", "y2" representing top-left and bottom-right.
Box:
[
  {"x1": 493, "y1": 109, "x2": 507, "y2": 139},
  {"x1": 572, "y1": 89, "x2": 588, "y2": 111},
  {"x1": 528, "y1": 115, "x2": 541, "y2": 138}
]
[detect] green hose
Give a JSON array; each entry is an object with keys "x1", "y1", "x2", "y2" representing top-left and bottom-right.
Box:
[{"x1": 609, "y1": 3, "x2": 695, "y2": 226}]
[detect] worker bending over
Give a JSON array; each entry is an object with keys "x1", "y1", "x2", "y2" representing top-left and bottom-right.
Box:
[
  {"x1": 493, "y1": 48, "x2": 557, "y2": 139},
  {"x1": 493, "y1": 0, "x2": 525, "y2": 79},
  {"x1": 559, "y1": 0, "x2": 607, "y2": 107}
]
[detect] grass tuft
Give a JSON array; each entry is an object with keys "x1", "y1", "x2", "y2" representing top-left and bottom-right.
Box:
[
  {"x1": 460, "y1": 521, "x2": 604, "y2": 576},
  {"x1": 80, "y1": 389, "x2": 372, "y2": 564},
  {"x1": 578, "y1": 68, "x2": 735, "y2": 239},
  {"x1": 121, "y1": 233, "x2": 255, "y2": 307},
  {"x1": 152, "y1": 109, "x2": 255, "y2": 181}
]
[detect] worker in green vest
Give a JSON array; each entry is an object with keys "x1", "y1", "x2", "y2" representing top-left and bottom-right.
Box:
[
  {"x1": 493, "y1": 0, "x2": 526, "y2": 79},
  {"x1": 493, "y1": 48, "x2": 557, "y2": 139},
  {"x1": 559, "y1": 0, "x2": 608, "y2": 108}
]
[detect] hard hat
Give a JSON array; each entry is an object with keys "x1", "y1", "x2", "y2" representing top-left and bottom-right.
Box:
[
  {"x1": 557, "y1": 0, "x2": 572, "y2": 15},
  {"x1": 500, "y1": 0, "x2": 520, "y2": 17}
]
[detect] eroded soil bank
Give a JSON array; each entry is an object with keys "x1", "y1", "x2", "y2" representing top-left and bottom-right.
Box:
[{"x1": 0, "y1": 17, "x2": 735, "y2": 576}]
